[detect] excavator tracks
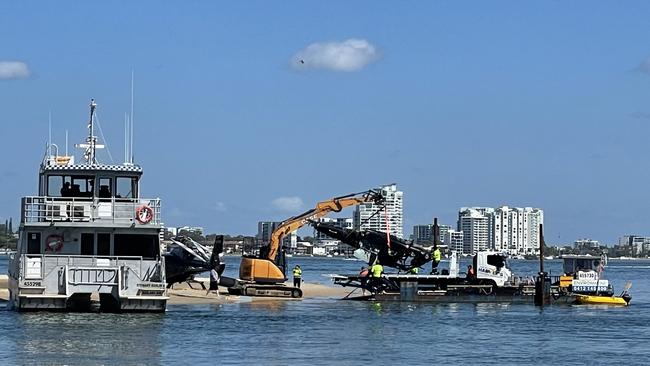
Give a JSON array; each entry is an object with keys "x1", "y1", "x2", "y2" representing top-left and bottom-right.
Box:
[
  {"x1": 227, "y1": 282, "x2": 303, "y2": 298},
  {"x1": 243, "y1": 285, "x2": 303, "y2": 298}
]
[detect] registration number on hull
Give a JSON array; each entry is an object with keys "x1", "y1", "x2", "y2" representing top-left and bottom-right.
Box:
[{"x1": 22, "y1": 281, "x2": 42, "y2": 287}]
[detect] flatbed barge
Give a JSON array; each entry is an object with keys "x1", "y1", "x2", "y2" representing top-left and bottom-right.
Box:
[
  {"x1": 334, "y1": 273, "x2": 580, "y2": 304},
  {"x1": 336, "y1": 273, "x2": 531, "y2": 303}
]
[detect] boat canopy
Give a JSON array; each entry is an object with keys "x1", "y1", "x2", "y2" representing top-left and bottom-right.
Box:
[{"x1": 561, "y1": 255, "x2": 604, "y2": 275}]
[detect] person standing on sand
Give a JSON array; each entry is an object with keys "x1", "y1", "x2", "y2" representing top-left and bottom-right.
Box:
[
  {"x1": 207, "y1": 268, "x2": 220, "y2": 297},
  {"x1": 293, "y1": 265, "x2": 302, "y2": 288}
]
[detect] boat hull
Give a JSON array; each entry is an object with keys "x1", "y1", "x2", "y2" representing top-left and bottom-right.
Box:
[{"x1": 574, "y1": 294, "x2": 630, "y2": 306}]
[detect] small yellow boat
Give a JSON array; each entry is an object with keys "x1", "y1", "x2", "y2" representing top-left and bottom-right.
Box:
[{"x1": 574, "y1": 294, "x2": 631, "y2": 306}]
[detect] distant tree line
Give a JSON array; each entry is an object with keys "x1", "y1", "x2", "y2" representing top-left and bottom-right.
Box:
[
  {"x1": 1, "y1": 218, "x2": 17, "y2": 249},
  {"x1": 543, "y1": 244, "x2": 646, "y2": 258}
]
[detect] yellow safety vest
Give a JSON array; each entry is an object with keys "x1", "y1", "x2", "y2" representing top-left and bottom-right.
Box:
[
  {"x1": 433, "y1": 249, "x2": 441, "y2": 262},
  {"x1": 371, "y1": 264, "x2": 383, "y2": 278},
  {"x1": 409, "y1": 267, "x2": 419, "y2": 274},
  {"x1": 293, "y1": 268, "x2": 302, "y2": 277}
]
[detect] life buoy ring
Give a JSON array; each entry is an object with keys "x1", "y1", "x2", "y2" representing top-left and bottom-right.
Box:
[
  {"x1": 135, "y1": 205, "x2": 154, "y2": 224},
  {"x1": 45, "y1": 234, "x2": 64, "y2": 252}
]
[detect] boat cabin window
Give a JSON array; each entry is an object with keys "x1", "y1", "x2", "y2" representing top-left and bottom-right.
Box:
[
  {"x1": 72, "y1": 176, "x2": 94, "y2": 197},
  {"x1": 97, "y1": 233, "x2": 111, "y2": 256},
  {"x1": 487, "y1": 254, "x2": 505, "y2": 269},
  {"x1": 27, "y1": 232, "x2": 41, "y2": 254},
  {"x1": 48, "y1": 176, "x2": 62, "y2": 197},
  {"x1": 116, "y1": 177, "x2": 138, "y2": 199},
  {"x1": 81, "y1": 233, "x2": 94, "y2": 255},
  {"x1": 98, "y1": 177, "x2": 112, "y2": 198},
  {"x1": 47, "y1": 175, "x2": 72, "y2": 197},
  {"x1": 113, "y1": 234, "x2": 158, "y2": 259},
  {"x1": 563, "y1": 258, "x2": 597, "y2": 274},
  {"x1": 47, "y1": 175, "x2": 95, "y2": 198}
]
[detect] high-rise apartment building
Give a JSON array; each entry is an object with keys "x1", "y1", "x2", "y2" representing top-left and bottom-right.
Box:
[
  {"x1": 354, "y1": 184, "x2": 403, "y2": 238},
  {"x1": 458, "y1": 208, "x2": 491, "y2": 254},
  {"x1": 438, "y1": 225, "x2": 451, "y2": 244},
  {"x1": 412, "y1": 223, "x2": 451, "y2": 244},
  {"x1": 412, "y1": 224, "x2": 433, "y2": 244},
  {"x1": 493, "y1": 206, "x2": 544, "y2": 254},
  {"x1": 444, "y1": 229, "x2": 465, "y2": 254},
  {"x1": 458, "y1": 206, "x2": 544, "y2": 255},
  {"x1": 257, "y1": 221, "x2": 295, "y2": 249},
  {"x1": 257, "y1": 221, "x2": 280, "y2": 245}
]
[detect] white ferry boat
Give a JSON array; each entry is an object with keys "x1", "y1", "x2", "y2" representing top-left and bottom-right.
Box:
[{"x1": 7, "y1": 100, "x2": 168, "y2": 312}]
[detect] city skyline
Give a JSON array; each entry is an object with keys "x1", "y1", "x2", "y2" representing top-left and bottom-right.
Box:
[{"x1": 2, "y1": 2, "x2": 650, "y2": 244}]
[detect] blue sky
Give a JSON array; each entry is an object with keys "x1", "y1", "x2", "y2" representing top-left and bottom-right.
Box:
[{"x1": 2, "y1": 1, "x2": 650, "y2": 244}]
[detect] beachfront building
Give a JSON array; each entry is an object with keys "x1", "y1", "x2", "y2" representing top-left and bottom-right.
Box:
[
  {"x1": 412, "y1": 224, "x2": 433, "y2": 244},
  {"x1": 314, "y1": 217, "x2": 353, "y2": 241},
  {"x1": 574, "y1": 238, "x2": 601, "y2": 251},
  {"x1": 257, "y1": 221, "x2": 280, "y2": 245},
  {"x1": 164, "y1": 225, "x2": 204, "y2": 237},
  {"x1": 444, "y1": 229, "x2": 465, "y2": 254},
  {"x1": 354, "y1": 183, "x2": 404, "y2": 238},
  {"x1": 458, "y1": 208, "x2": 492, "y2": 254},
  {"x1": 619, "y1": 235, "x2": 650, "y2": 255},
  {"x1": 493, "y1": 206, "x2": 544, "y2": 255},
  {"x1": 458, "y1": 206, "x2": 544, "y2": 255},
  {"x1": 439, "y1": 225, "x2": 451, "y2": 244},
  {"x1": 314, "y1": 217, "x2": 354, "y2": 255},
  {"x1": 412, "y1": 223, "x2": 451, "y2": 244},
  {"x1": 257, "y1": 221, "x2": 295, "y2": 250}
]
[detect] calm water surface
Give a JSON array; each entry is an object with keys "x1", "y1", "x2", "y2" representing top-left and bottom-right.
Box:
[{"x1": 1, "y1": 255, "x2": 649, "y2": 365}]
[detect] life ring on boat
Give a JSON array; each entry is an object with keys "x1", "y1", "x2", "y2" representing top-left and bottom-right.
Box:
[
  {"x1": 45, "y1": 234, "x2": 64, "y2": 252},
  {"x1": 135, "y1": 205, "x2": 154, "y2": 224}
]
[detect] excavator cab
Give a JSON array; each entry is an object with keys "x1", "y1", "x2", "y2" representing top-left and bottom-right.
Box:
[{"x1": 240, "y1": 246, "x2": 287, "y2": 283}]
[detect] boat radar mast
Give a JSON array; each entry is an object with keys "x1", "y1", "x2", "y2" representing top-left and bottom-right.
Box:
[{"x1": 75, "y1": 99, "x2": 105, "y2": 165}]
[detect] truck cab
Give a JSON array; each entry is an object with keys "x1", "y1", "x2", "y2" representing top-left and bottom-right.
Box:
[{"x1": 473, "y1": 251, "x2": 512, "y2": 287}]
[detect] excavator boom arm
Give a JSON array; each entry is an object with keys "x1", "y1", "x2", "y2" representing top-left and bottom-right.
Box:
[{"x1": 266, "y1": 189, "x2": 383, "y2": 262}]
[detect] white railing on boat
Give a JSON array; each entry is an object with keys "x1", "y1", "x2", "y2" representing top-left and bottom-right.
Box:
[
  {"x1": 16, "y1": 254, "x2": 162, "y2": 283},
  {"x1": 20, "y1": 196, "x2": 161, "y2": 226}
]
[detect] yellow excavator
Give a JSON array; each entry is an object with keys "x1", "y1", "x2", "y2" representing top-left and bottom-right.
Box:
[{"x1": 229, "y1": 189, "x2": 384, "y2": 298}]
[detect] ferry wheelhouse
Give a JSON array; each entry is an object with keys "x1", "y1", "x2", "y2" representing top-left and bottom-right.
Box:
[{"x1": 7, "y1": 100, "x2": 168, "y2": 311}]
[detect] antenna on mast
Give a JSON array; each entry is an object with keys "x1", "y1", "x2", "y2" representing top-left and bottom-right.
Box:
[
  {"x1": 48, "y1": 110, "x2": 52, "y2": 151},
  {"x1": 130, "y1": 70, "x2": 134, "y2": 164},
  {"x1": 124, "y1": 113, "x2": 131, "y2": 164},
  {"x1": 75, "y1": 99, "x2": 105, "y2": 165}
]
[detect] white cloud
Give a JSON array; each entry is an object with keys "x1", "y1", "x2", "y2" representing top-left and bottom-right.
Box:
[
  {"x1": 0, "y1": 61, "x2": 30, "y2": 80},
  {"x1": 213, "y1": 201, "x2": 227, "y2": 212},
  {"x1": 168, "y1": 207, "x2": 186, "y2": 218},
  {"x1": 635, "y1": 57, "x2": 650, "y2": 74},
  {"x1": 271, "y1": 196, "x2": 304, "y2": 212},
  {"x1": 291, "y1": 39, "x2": 380, "y2": 72}
]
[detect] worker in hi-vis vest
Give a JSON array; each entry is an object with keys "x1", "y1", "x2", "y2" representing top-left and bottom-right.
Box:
[
  {"x1": 293, "y1": 265, "x2": 302, "y2": 288},
  {"x1": 431, "y1": 245, "x2": 442, "y2": 274},
  {"x1": 370, "y1": 261, "x2": 384, "y2": 292}
]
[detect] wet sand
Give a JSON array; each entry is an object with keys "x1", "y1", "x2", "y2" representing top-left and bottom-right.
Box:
[
  {"x1": 0, "y1": 275, "x2": 350, "y2": 304},
  {"x1": 168, "y1": 282, "x2": 351, "y2": 305}
]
